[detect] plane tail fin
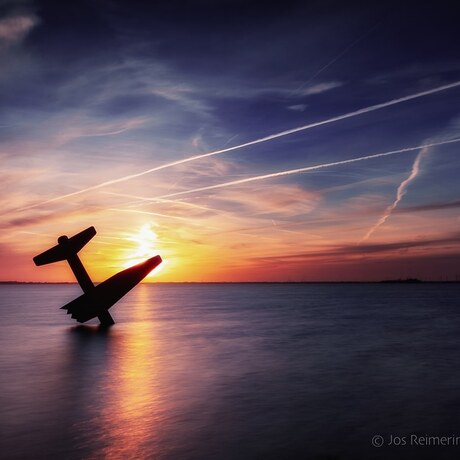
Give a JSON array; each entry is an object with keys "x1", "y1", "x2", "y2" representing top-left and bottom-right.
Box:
[{"x1": 33, "y1": 226, "x2": 96, "y2": 266}]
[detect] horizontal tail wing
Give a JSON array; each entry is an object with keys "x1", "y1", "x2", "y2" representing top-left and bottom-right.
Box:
[
  {"x1": 33, "y1": 244, "x2": 67, "y2": 266},
  {"x1": 33, "y1": 226, "x2": 96, "y2": 266}
]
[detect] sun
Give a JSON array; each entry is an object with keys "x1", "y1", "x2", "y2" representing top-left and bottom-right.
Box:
[{"x1": 122, "y1": 224, "x2": 166, "y2": 277}]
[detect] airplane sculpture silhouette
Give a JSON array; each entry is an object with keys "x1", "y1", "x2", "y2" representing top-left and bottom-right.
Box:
[{"x1": 33, "y1": 226, "x2": 162, "y2": 326}]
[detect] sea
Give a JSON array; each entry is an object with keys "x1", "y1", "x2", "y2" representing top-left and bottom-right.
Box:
[{"x1": 1, "y1": 283, "x2": 460, "y2": 460}]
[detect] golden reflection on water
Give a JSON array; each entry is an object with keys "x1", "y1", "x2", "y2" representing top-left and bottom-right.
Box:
[{"x1": 93, "y1": 286, "x2": 164, "y2": 459}]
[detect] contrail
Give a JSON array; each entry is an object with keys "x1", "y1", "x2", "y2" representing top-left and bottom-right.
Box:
[
  {"x1": 108, "y1": 208, "x2": 221, "y2": 230},
  {"x1": 104, "y1": 191, "x2": 231, "y2": 216},
  {"x1": 107, "y1": 208, "x2": 189, "y2": 221},
  {"x1": 361, "y1": 146, "x2": 429, "y2": 241},
  {"x1": 294, "y1": 23, "x2": 379, "y2": 93},
  {"x1": 13, "y1": 80, "x2": 460, "y2": 213},
  {"x1": 154, "y1": 139, "x2": 460, "y2": 199}
]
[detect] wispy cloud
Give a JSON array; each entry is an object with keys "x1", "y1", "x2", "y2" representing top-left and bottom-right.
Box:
[
  {"x1": 52, "y1": 115, "x2": 151, "y2": 144},
  {"x1": 300, "y1": 81, "x2": 343, "y2": 96},
  {"x1": 396, "y1": 200, "x2": 460, "y2": 214},
  {"x1": 204, "y1": 184, "x2": 320, "y2": 219},
  {"x1": 0, "y1": 205, "x2": 102, "y2": 231},
  {"x1": 0, "y1": 13, "x2": 38, "y2": 46},
  {"x1": 248, "y1": 81, "x2": 343, "y2": 98},
  {"x1": 254, "y1": 231, "x2": 460, "y2": 263},
  {"x1": 287, "y1": 104, "x2": 307, "y2": 112}
]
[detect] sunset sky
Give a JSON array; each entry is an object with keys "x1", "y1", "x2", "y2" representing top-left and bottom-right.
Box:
[{"x1": 1, "y1": 0, "x2": 459, "y2": 282}]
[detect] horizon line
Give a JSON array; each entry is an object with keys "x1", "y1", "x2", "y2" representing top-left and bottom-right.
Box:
[{"x1": 1, "y1": 279, "x2": 459, "y2": 284}]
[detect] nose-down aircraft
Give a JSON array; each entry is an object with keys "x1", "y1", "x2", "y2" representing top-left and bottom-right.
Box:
[{"x1": 33, "y1": 226, "x2": 162, "y2": 326}]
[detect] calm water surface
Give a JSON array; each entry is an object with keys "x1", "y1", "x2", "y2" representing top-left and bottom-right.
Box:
[{"x1": 1, "y1": 283, "x2": 460, "y2": 459}]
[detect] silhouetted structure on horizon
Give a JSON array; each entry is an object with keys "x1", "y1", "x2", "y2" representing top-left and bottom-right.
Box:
[
  {"x1": 33, "y1": 226, "x2": 162, "y2": 326},
  {"x1": 380, "y1": 278, "x2": 422, "y2": 283}
]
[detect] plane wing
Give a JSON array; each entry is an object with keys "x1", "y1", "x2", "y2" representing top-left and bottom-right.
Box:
[{"x1": 61, "y1": 255, "x2": 162, "y2": 323}]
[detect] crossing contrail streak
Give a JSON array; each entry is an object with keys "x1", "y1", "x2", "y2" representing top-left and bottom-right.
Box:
[
  {"x1": 294, "y1": 23, "x2": 379, "y2": 93},
  {"x1": 108, "y1": 208, "x2": 222, "y2": 230},
  {"x1": 104, "y1": 191, "x2": 230, "y2": 215},
  {"x1": 361, "y1": 146, "x2": 429, "y2": 241},
  {"x1": 154, "y1": 139, "x2": 460, "y2": 199},
  {"x1": 13, "y1": 80, "x2": 460, "y2": 213},
  {"x1": 107, "y1": 208, "x2": 189, "y2": 221}
]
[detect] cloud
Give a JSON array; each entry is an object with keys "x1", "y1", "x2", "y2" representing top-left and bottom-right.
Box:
[
  {"x1": 300, "y1": 81, "x2": 343, "y2": 96},
  {"x1": 217, "y1": 80, "x2": 344, "y2": 101},
  {"x1": 52, "y1": 115, "x2": 151, "y2": 145},
  {"x1": 0, "y1": 203, "x2": 106, "y2": 232},
  {"x1": 287, "y1": 104, "x2": 307, "y2": 112},
  {"x1": 0, "y1": 13, "x2": 38, "y2": 45},
  {"x1": 366, "y1": 61, "x2": 460, "y2": 86},
  {"x1": 396, "y1": 200, "x2": 460, "y2": 214},
  {"x1": 253, "y1": 231, "x2": 460, "y2": 264},
  {"x1": 206, "y1": 184, "x2": 320, "y2": 218}
]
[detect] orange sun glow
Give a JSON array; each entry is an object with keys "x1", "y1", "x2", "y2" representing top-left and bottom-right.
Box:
[{"x1": 122, "y1": 224, "x2": 166, "y2": 278}]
